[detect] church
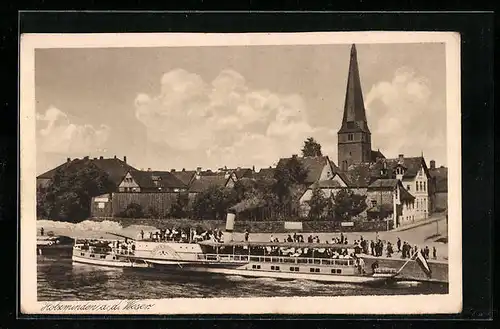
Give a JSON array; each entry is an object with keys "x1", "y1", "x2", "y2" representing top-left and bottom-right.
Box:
[{"x1": 300, "y1": 44, "x2": 440, "y2": 228}]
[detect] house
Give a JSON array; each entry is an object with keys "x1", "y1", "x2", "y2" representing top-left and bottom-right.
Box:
[
  {"x1": 170, "y1": 168, "x2": 197, "y2": 186},
  {"x1": 188, "y1": 173, "x2": 236, "y2": 200},
  {"x1": 366, "y1": 179, "x2": 415, "y2": 227},
  {"x1": 429, "y1": 160, "x2": 448, "y2": 212},
  {"x1": 118, "y1": 169, "x2": 187, "y2": 193},
  {"x1": 36, "y1": 155, "x2": 137, "y2": 192},
  {"x1": 276, "y1": 155, "x2": 337, "y2": 185},
  {"x1": 252, "y1": 167, "x2": 276, "y2": 180}
]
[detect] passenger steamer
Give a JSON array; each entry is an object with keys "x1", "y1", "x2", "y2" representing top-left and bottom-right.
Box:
[{"x1": 124, "y1": 240, "x2": 401, "y2": 284}]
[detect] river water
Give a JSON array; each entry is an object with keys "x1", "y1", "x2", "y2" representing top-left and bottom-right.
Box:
[{"x1": 37, "y1": 254, "x2": 448, "y2": 301}]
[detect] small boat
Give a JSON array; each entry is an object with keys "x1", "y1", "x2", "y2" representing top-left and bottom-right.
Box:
[{"x1": 37, "y1": 235, "x2": 74, "y2": 256}]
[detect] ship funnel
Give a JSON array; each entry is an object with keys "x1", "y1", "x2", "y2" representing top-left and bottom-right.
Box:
[{"x1": 225, "y1": 212, "x2": 236, "y2": 242}]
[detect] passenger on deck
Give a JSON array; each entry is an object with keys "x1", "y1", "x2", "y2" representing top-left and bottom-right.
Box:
[
  {"x1": 244, "y1": 230, "x2": 249, "y2": 242},
  {"x1": 307, "y1": 235, "x2": 313, "y2": 243},
  {"x1": 286, "y1": 235, "x2": 293, "y2": 242}
]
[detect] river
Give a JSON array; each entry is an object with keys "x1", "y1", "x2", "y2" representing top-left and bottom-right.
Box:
[{"x1": 37, "y1": 254, "x2": 448, "y2": 301}]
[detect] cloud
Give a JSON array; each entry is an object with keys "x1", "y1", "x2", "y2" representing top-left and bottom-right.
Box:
[
  {"x1": 135, "y1": 69, "x2": 333, "y2": 170},
  {"x1": 37, "y1": 106, "x2": 111, "y2": 155},
  {"x1": 365, "y1": 67, "x2": 447, "y2": 165}
]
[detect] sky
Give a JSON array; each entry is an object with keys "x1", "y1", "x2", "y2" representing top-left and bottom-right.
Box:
[{"x1": 35, "y1": 42, "x2": 447, "y2": 175}]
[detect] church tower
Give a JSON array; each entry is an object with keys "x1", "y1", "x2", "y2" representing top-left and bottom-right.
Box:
[{"x1": 338, "y1": 44, "x2": 372, "y2": 171}]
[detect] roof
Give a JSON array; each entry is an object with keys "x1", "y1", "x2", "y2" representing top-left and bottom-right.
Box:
[
  {"x1": 188, "y1": 175, "x2": 232, "y2": 193},
  {"x1": 338, "y1": 44, "x2": 370, "y2": 134},
  {"x1": 340, "y1": 156, "x2": 428, "y2": 188},
  {"x1": 371, "y1": 150, "x2": 386, "y2": 161},
  {"x1": 231, "y1": 168, "x2": 254, "y2": 179},
  {"x1": 310, "y1": 179, "x2": 344, "y2": 189},
  {"x1": 277, "y1": 156, "x2": 332, "y2": 184},
  {"x1": 128, "y1": 170, "x2": 186, "y2": 189},
  {"x1": 368, "y1": 179, "x2": 399, "y2": 189},
  {"x1": 253, "y1": 167, "x2": 276, "y2": 180},
  {"x1": 36, "y1": 157, "x2": 138, "y2": 186},
  {"x1": 399, "y1": 186, "x2": 416, "y2": 201},
  {"x1": 171, "y1": 170, "x2": 196, "y2": 185}
]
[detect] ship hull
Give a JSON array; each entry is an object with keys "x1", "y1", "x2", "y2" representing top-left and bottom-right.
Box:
[
  {"x1": 71, "y1": 254, "x2": 149, "y2": 268},
  {"x1": 127, "y1": 260, "x2": 394, "y2": 284}
]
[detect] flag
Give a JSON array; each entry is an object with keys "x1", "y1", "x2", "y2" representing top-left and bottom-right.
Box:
[{"x1": 414, "y1": 250, "x2": 432, "y2": 278}]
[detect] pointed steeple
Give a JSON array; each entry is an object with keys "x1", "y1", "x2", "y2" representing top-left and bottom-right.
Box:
[{"x1": 340, "y1": 44, "x2": 369, "y2": 132}]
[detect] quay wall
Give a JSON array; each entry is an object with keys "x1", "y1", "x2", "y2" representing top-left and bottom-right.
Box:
[{"x1": 91, "y1": 217, "x2": 393, "y2": 233}]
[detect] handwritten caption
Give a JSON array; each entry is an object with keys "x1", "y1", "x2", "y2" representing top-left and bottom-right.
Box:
[{"x1": 40, "y1": 300, "x2": 155, "y2": 312}]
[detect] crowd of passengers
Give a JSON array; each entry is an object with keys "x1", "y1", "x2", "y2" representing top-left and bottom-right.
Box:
[
  {"x1": 77, "y1": 238, "x2": 136, "y2": 255},
  {"x1": 140, "y1": 227, "x2": 224, "y2": 243}
]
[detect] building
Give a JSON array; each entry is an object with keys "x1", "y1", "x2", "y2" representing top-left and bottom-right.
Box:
[
  {"x1": 299, "y1": 44, "x2": 437, "y2": 228},
  {"x1": 117, "y1": 169, "x2": 187, "y2": 193},
  {"x1": 36, "y1": 155, "x2": 137, "y2": 192},
  {"x1": 337, "y1": 44, "x2": 386, "y2": 171},
  {"x1": 187, "y1": 173, "x2": 236, "y2": 200},
  {"x1": 276, "y1": 155, "x2": 337, "y2": 186},
  {"x1": 429, "y1": 160, "x2": 448, "y2": 212}
]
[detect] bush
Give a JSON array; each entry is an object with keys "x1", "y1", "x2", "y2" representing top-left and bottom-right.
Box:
[{"x1": 118, "y1": 203, "x2": 144, "y2": 218}]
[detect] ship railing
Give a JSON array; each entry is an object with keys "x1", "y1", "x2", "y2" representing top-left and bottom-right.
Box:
[{"x1": 196, "y1": 254, "x2": 354, "y2": 266}]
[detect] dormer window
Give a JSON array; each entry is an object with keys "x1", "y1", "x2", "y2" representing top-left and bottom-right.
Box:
[{"x1": 395, "y1": 167, "x2": 405, "y2": 176}]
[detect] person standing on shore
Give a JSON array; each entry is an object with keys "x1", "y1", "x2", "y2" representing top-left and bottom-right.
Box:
[
  {"x1": 432, "y1": 246, "x2": 437, "y2": 259},
  {"x1": 244, "y1": 230, "x2": 249, "y2": 242},
  {"x1": 397, "y1": 237, "x2": 401, "y2": 252},
  {"x1": 370, "y1": 240, "x2": 375, "y2": 256},
  {"x1": 40, "y1": 227, "x2": 44, "y2": 236}
]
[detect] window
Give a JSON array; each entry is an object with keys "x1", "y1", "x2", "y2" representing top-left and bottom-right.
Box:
[
  {"x1": 252, "y1": 265, "x2": 261, "y2": 269},
  {"x1": 310, "y1": 268, "x2": 315, "y2": 273},
  {"x1": 80, "y1": 253, "x2": 85, "y2": 256},
  {"x1": 416, "y1": 182, "x2": 419, "y2": 192},
  {"x1": 315, "y1": 268, "x2": 320, "y2": 273},
  {"x1": 407, "y1": 185, "x2": 411, "y2": 191},
  {"x1": 100, "y1": 255, "x2": 106, "y2": 259},
  {"x1": 348, "y1": 134, "x2": 353, "y2": 141},
  {"x1": 98, "y1": 202, "x2": 105, "y2": 209},
  {"x1": 371, "y1": 200, "x2": 377, "y2": 207},
  {"x1": 423, "y1": 181, "x2": 426, "y2": 192},
  {"x1": 290, "y1": 267, "x2": 295, "y2": 271},
  {"x1": 90, "y1": 254, "x2": 95, "y2": 258},
  {"x1": 337, "y1": 269, "x2": 342, "y2": 274}
]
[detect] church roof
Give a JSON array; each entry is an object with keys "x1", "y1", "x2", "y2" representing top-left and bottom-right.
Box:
[{"x1": 339, "y1": 44, "x2": 370, "y2": 134}]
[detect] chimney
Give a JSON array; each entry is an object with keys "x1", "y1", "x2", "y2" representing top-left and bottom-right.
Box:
[
  {"x1": 147, "y1": 168, "x2": 151, "y2": 172},
  {"x1": 99, "y1": 156, "x2": 104, "y2": 160},
  {"x1": 123, "y1": 156, "x2": 127, "y2": 163},
  {"x1": 182, "y1": 168, "x2": 186, "y2": 172},
  {"x1": 114, "y1": 155, "x2": 117, "y2": 159},
  {"x1": 170, "y1": 169, "x2": 176, "y2": 172},
  {"x1": 66, "y1": 158, "x2": 71, "y2": 163},
  {"x1": 196, "y1": 167, "x2": 202, "y2": 174},
  {"x1": 252, "y1": 165, "x2": 255, "y2": 172},
  {"x1": 398, "y1": 154, "x2": 404, "y2": 163},
  {"x1": 84, "y1": 156, "x2": 89, "y2": 160},
  {"x1": 430, "y1": 160, "x2": 436, "y2": 170},
  {"x1": 292, "y1": 154, "x2": 298, "y2": 158}
]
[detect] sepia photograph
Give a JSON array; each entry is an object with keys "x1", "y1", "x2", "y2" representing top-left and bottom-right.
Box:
[{"x1": 20, "y1": 31, "x2": 461, "y2": 314}]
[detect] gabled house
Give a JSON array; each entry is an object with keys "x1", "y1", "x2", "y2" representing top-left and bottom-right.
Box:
[
  {"x1": 36, "y1": 155, "x2": 137, "y2": 192},
  {"x1": 118, "y1": 170, "x2": 187, "y2": 193},
  {"x1": 188, "y1": 174, "x2": 236, "y2": 198},
  {"x1": 428, "y1": 160, "x2": 448, "y2": 212},
  {"x1": 276, "y1": 155, "x2": 337, "y2": 185}
]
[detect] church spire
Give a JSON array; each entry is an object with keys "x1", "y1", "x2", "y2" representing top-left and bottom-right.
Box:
[{"x1": 340, "y1": 44, "x2": 369, "y2": 132}]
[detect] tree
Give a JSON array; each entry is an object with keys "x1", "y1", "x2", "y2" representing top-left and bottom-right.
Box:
[
  {"x1": 192, "y1": 185, "x2": 236, "y2": 220},
  {"x1": 37, "y1": 161, "x2": 115, "y2": 222},
  {"x1": 301, "y1": 137, "x2": 323, "y2": 157},
  {"x1": 329, "y1": 189, "x2": 367, "y2": 221},
  {"x1": 273, "y1": 156, "x2": 308, "y2": 203},
  {"x1": 306, "y1": 187, "x2": 329, "y2": 220},
  {"x1": 169, "y1": 192, "x2": 190, "y2": 218}
]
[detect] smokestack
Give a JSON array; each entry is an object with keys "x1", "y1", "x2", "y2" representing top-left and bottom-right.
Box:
[
  {"x1": 66, "y1": 158, "x2": 71, "y2": 163},
  {"x1": 123, "y1": 156, "x2": 127, "y2": 163},
  {"x1": 430, "y1": 160, "x2": 436, "y2": 170}
]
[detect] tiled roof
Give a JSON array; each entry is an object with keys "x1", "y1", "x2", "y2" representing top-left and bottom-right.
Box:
[
  {"x1": 129, "y1": 170, "x2": 186, "y2": 189},
  {"x1": 340, "y1": 156, "x2": 428, "y2": 188},
  {"x1": 253, "y1": 167, "x2": 276, "y2": 180},
  {"x1": 231, "y1": 168, "x2": 254, "y2": 179},
  {"x1": 277, "y1": 156, "x2": 331, "y2": 184},
  {"x1": 188, "y1": 175, "x2": 231, "y2": 193},
  {"x1": 37, "y1": 157, "x2": 138, "y2": 186},
  {"x1": 368, "y1": 178, "x2": 399, "y2": 189},
  {"x1": 310, "y1": 180, "x2": 344, "y2": 189},
  {"x1": 171, "y1": 170, "x2": 196, "y2": 185},
  {"x1": 371, "y1": 150, "x2": 386, "y2": 161},
  {"x1": 399, "y1": 186, "x2": 416, "y2": 201}
]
